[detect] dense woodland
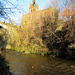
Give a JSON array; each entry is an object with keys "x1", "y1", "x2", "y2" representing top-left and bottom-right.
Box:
[{"x1": 0, "y1": 0, "x2": 75, "y2": 58}]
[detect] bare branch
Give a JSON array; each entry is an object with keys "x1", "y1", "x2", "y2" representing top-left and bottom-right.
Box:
[
  {"x1": 0, "y1": 7, "x2": 17, "y2": 9},
  {"x1": 3, "y1": 0, "x2": 21, "y2": 13}
]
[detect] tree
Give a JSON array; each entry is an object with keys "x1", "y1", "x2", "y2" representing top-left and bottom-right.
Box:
[
  {"x1": 0, "y1": 0, "x2": 22, "y2": 22},
  {"x1": 0, "y1": 2, "x2": 4, "y2": 17}
]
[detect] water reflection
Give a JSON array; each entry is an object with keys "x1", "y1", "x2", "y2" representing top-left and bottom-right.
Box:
[{"x1": 2, "y1": 50, "x2": 75, "y2": 75}]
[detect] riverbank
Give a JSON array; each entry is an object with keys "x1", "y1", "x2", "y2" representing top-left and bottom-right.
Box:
[
  {"x1": 0, "y1": 54, "x2": 12, "y2": 75},
  {"x1": 8, "y1": 47, "x2": 75, "y2": 60},
  {"x1": 11, "y1": 46, "x2": 48, "y2": 55}
]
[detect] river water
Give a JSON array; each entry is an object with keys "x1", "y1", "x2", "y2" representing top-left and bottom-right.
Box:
[{"x1": 1, "y1": 50, "x2": 75, "y2": 75}]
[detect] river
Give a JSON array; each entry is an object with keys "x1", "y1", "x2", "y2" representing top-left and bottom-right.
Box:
[{"x1": 1, "y1": 50, "x2": 75, "y2": 75}]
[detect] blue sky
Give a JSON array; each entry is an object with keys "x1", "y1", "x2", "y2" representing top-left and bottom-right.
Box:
[
  {"x1": 0, "y1": 0, "x2": 51, "y2": 25},
  {"x1": 17, "y1": 0, "x2": 50, "y2": 13}
]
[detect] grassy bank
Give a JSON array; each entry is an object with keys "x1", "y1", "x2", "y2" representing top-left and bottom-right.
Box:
[{"x1": 11, "y1": 45, "x2": 48, "y2": 56}]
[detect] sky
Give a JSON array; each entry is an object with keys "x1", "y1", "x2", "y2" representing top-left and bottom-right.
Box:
[
  {"x1": 1, "y1": 0, "x2": 74, "y2": 25},
  {"x1": 0, "y1": 0, "x2": 51, "y2": 25}
]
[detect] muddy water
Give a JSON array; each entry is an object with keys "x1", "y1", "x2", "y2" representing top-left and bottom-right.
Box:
[{"x1": 2, "y1": 50, "x2": 75, "y2": 75}]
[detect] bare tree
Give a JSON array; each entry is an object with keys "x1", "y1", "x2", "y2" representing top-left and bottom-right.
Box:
[{"x1": 0, "y1": 0, "x2": 23, "y2": 23}]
